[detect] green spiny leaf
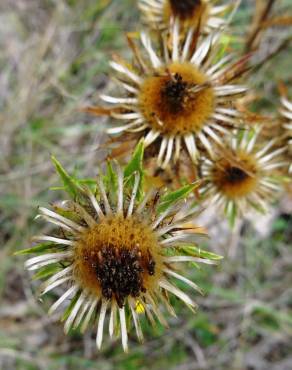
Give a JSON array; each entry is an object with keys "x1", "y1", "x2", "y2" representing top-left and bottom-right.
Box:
[
  {"x1": 14, "y1": 242, "x2": 54, "y2": 256},
  {"x1": 32, "y1": 265, "x2": 61, "y2": 281},
  {"x1": 51, "y1": 155, "x2": 82, "y2": 199},
  {"x1": 124, "y1": 140, "x2": 144, "y2": 200},
  {"x1": 50, "y1": 179, "x2": 96, "y2": 193},
  {"x1": 248, "y1": 199, "x2": 266, "y2": 215},
  {"x1": 101, "y1": 161, "x2": 118, "y2": 205},
  {"x1": 77, "y1": 178, "x2": 97, "y2": 187},
  {"x1": 61, "y1": 291, "x2": 81, "y2": 323},
  {"x1": 181, "y1": 246, "x2": 223, "y2": 261},
  {"x1": 226, "y1": 201, "x2": 237, "y2": 228},
  {"x1": 104, "y1": 161, "x2": 118, "y2": 194},
  {"x1": 124, "y1": 140, "x2": 144, "y2": 179},
  {"x1": 157, "y1": 182, "x2": 200, "y2": 213}
]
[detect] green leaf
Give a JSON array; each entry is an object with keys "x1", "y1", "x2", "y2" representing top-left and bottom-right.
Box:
[
  {"x1": 226, "y1": 201, "x2": 237, "y2": 228},
  {"x1": 32, "y1": 265, "x2": 61, "y2": 280},
  {"x1": 104, "y1": 161, "x2": 118, "y2": 194},
  {"x1": 124, "y1": 140, "x2": 144, "y2": 178},
  {"x1": 61, "y1": 291, "x2": 80, "y2": 322},
  {"x1": 248, "y1": 199, "x2": 266, "y2": 215},
  {"x1": 14, "y1": 242, "x2": 54, "y2": 256},
  {"x1": 101, "y1": 161, "x2": 118, "y2": 205},
  {"x1": 50, "y1": 186, "x2": 67, "y2": 191},
  {"x1": 77, "y1": 178, "x2": 97, "y2": 186},
  {"x1": 124, "y1": 140, "x2": 144, "y2": 199},
  {"x1": 181, "y1": 246, "x2": 223, "y2": 261},
  {"x1": 51, "y1": 155, "x2": 82, "y2": 199},
  {"x1": 157, "y1": 182, "x2": 200, "y2": 213}
]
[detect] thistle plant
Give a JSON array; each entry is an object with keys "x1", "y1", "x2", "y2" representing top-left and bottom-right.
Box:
[
  {"x1": 18, "y1": 143, "x2": 221, "y2": 351},
  {"x1": 199, "y1": 126, "x2": 287, "y2": 225},
  {"x1": 17, "y1": 0, "x2": 291, "y2": 356},
  {"x1": 87, "y1": 21, "x2": 248, "y2": 168}
]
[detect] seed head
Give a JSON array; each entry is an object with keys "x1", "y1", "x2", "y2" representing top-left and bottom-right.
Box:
[{"x1": 21, "y1": 153, "x2": 221, "y2": 351}]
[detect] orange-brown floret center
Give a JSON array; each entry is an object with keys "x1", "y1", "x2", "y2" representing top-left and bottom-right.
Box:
[
  {"x1": 211, "y1": 155, "x2": 258, "y2": 198},
  {"x1": 139, "y1": 62, "x2": 215, "y2": 135},
  {"x1": 73, "y1": 215, "x2": 163, "y2": 307}
]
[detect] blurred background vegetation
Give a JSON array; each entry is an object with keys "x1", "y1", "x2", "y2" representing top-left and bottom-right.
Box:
[{"x1": 0, "y1": 0, "x2": 291, "y2": 369}]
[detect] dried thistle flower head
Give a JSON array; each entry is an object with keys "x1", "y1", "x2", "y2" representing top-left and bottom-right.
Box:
[
  {"x1": 18, "y1": 143, "x2": 221, "y2": 352},
  {"x1": 139, "y1": 0, "x2": 229, "y2": 33},
  {"x1": 87, "y1": 22, "x2": 248, "y2": 169},
  {"x1": 200, "y1": 127, "x2": 287, "y2": 226},
  {"x1": 279, "y1": 94, "x2": 292, "y2": 173}
]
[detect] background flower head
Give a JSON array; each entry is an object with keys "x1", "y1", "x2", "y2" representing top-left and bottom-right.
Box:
[
  {"x1": 88, "y1": 22, "x2": 249, "y2": 169},
  {"x1": 139, "y1": 0, "x2": 229, "y2": 33},
  {"x1": 200, "y1": 126, "x2": 287, "y2": 226}
]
